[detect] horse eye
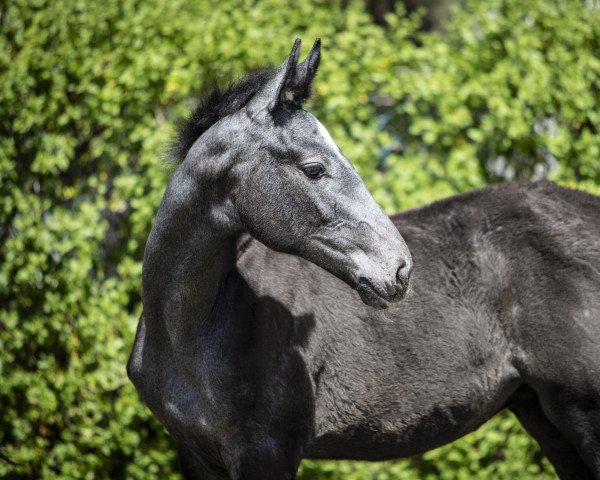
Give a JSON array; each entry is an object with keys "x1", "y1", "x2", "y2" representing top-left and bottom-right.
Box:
[{"x1": 301, "y1": 163, "x2": 325, "y2": 179}]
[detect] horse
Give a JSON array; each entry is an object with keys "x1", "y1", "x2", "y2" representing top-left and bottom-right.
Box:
[{"x1": 128, "y1": 39, "x2": 600, "y2": 479}]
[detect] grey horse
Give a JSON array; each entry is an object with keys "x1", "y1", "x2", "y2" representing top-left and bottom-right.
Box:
[{"x1": 128, "y1": 39, "x2": 600, "y2": 479}]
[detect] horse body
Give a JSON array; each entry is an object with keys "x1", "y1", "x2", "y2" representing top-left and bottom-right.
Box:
[
  {"x1": 234, "y1": 181, "x2": 600, "y2": 470},
  {"x1": 128, "y1": 39, "x2": 600, "y2": 479}
]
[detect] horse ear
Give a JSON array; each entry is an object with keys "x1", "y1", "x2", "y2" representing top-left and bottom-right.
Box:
[
  {"x1": 285, "y1": 38, "x2": 321, "y2": 104},
  {"x1": 246, "y1": 39, "x2": 302, "y2": 117}
]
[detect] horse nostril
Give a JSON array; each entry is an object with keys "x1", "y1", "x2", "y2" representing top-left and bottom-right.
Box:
[{"x1": 396, "y1": 259, "x2": 412, "y2": 287}]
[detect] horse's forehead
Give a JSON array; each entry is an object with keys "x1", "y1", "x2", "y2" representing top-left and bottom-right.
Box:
[
  {"x1": 306, "y1": 113, "x2": 338, "y2": 151},
  {"x1": 306, "y1": 112, "x2": 359, "y2": 174}
]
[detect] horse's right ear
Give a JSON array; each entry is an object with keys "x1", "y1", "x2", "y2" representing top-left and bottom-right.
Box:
[
  {"x1": 245, "y1": 39, "x2": 302, "y2": 117},
  {"x1": 285, "y1": 38, "x2": 321, "y2": 105}
]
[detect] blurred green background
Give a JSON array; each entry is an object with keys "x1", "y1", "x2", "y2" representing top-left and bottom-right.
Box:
[{"x1": 1, "y1": 0, "x2": 599, "y2": 478}]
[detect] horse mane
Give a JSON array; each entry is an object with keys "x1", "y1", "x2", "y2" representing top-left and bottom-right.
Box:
[
  {"x1": 169, "y1": 68, "x2": 273, "y2": 163},
  {"x1": 170, "y1": 40, "x2": 321, "y2": 164}
]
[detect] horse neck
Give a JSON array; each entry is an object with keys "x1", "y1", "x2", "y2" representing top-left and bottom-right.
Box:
[{"x1": 141, "y1": 166, "x2": 238, "y2": 347}]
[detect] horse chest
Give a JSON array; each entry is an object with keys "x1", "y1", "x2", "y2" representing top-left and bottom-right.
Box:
[{"x1": 135, "y1": 321, "x2": 314, "y2": 456}]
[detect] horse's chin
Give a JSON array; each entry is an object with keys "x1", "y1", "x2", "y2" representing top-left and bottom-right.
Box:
[
  {"x1": 355, "y1": 278, "x2": 408, "y2": 309},
  {"x1": 357, "y1": 288, "x2": 391, "y2": 309}
]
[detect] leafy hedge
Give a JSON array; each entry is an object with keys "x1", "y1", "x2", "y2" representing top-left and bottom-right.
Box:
[{"x1": 1, "y1": 0, "x2": 598, "y2": 478}]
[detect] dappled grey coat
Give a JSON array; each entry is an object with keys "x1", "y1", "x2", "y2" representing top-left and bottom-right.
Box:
[{"x1": 128, "y1": 39, "x2": 600, "y2": 480}]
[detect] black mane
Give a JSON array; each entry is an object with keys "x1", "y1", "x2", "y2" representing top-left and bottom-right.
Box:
[
  {"x1": 170, "y1": 39, "x2": 321, "y2": 164},
  {"x1": 170, "y1": 68, "x2": 275, "y2": 163}
]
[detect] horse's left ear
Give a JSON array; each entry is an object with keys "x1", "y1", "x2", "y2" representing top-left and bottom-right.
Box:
[
  {"x1": 246, "y1": 39, "x2": 302, "y2": 117},
  {"x1": 284, "y1": 38, "x2": 321, "y2": 105}
]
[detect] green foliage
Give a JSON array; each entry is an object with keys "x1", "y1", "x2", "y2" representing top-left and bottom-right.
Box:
[
  {"x1": 1, "y1": 0, "x2": 598, "y2": 478},
  {"x1": 370, "y1": 0, "x2": 600, "y2": 210}
]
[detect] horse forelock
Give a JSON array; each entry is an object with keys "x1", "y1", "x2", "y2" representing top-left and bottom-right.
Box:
[
  {"x1": 169, "y1": 63, "x2": 317, "y2": 165},
  {"x1": 169, "y1": 68, "x2": 275, "y2": 164}
]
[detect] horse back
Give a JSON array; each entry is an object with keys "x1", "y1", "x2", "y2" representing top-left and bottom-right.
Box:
[{"x1": 393, "y1": 181, "x2": 600, "y2": 384}]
